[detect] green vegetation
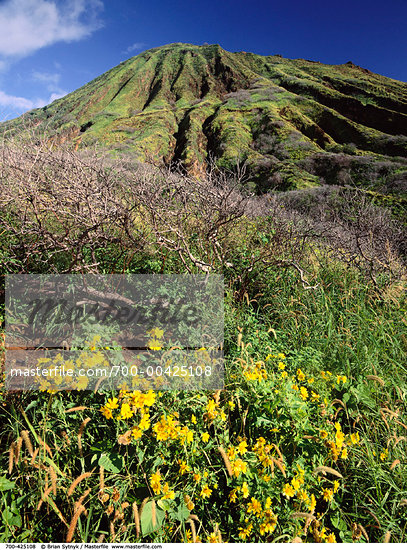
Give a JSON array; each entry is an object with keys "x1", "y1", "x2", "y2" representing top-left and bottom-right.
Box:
[
  {"x1": 0, "y1": 134, "x2": 406, "y2": 542},
  {"x1": 2, "y1": 43, "x2": 406, "y2": 202},
  {"x1": 0, "y1": 44, "x2": 406, "y2": 542}
]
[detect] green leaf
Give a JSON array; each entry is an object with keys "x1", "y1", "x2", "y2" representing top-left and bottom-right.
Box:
[
  {"x1": 2, "y1": 508, "x2": 22, "y2": 527},
  {"x1": 140, "y1": 500, "x2": 165, "y2": 535},
  {"x1": 255, "y1": 416, "x2": 273, "y2": 427},
  {"x1": 157, "y1": 499, "x2": 173, "y2": 511},
  {"x1": 25, "y1": 400, "x2": 38, "y2": 413},
  {"x1": 98, "y1": 452, "x2": 124, "y2": 473},
  {"x1": 175, "y1": 502, "x2": 190, "y2": 522},
  {"x1": 0, "y1": 477, "x2": 15, "y2": 491}
]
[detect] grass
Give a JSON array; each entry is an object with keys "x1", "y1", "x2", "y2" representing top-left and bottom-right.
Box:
[{"x1": 0, "y1": 134, "x2": 406, "y2": 542}]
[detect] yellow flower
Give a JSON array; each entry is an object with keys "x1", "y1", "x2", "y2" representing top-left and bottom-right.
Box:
[
  {"x1": 178, "y1": 459, "x2": 191, "y2": 475},
  {"x1": 143, "y1": 390, "x2": 156, "y2": 407},
  {"x1": 179, "y1": 427, "x2": 194, "y2": 445},
  {"x1": 291, "y1": 477, "x2": 302, "y2": 491},
  {"x1": 299, "y1": 386, "x2": 308, "y2": 401},
  {"x1": 106, "y1": 397, "x2": 119, "y2": 409},
  {"x1": 162, "y1": 482, "x2": 175, "y2": 500},
  {"x1": 335, "y1": 422, "x2": 345, "y2": 449},
  {"x1": 139, "y1": 413, "x2": 150, "y2": 431},
  {"x1": 132, "y1": 426, "x2": 142, "y2": 440},
  {"x1": 147, "y1": 339, "x2": 162, "y2": 350},
  {"x1": 230, "y1": 458, "x2": 247, "y2": 478},
  {"x1": 341, "y1": 447, "x2": 348, "y2": 459},
  {"x1": 38, "y1": 378, "x2": 50, "y2": 391},
  {"x1": 200, "y1": 485, "x2": 212, "y2": 499},
  {"x1": 206, "y1": 399, "x2": 218, "y2": 419},
  {"x1": 333, "y1": 480, "x2": 340, "y2": 493},
  {"x1": 119, "y1": 402, "x2": 134, "y2": 420},
  {"x1": 150, "y1": 327, "x2": 164, "y2": 339},
  {"x1": 282, "y1": 484, "x2": 295, "y2": 498},
  {"x1": 278, "y1": 362, "x2": 286, "y2": 370},
  {"x1": 238, "y1": 523, "x2": 253, "y2": 540},
  {"x1": 207, "y1": 532, "x2": 218, "y2": 543},
  {"x1": 247, "y1": 497, "x2": 262, "y2": 517},
  {"x1": 100, "y1": 405, "x2": 113, "y2": 419},
  {"x1": 350, "y1": 432, "x2": 360, "y2": 445},
  {"x1": 227, "y1": 446, "x2": 237, "y2": 460},
  {"x1": 191, "y1": 414, "x2": 197, "y2": 424},
  {"x1": 281, "y1": 371, "x2": 288, "y2": 379},
  {"x1": 237, "y1": 440, "x2": 248, "y2": 455},
  {"x1": 193, "y1": 472, "x2": 202, "y2": 483},
  {"x1": 380, "y1": 449, "x2": 388, "y2": 461},
  {"x1": 150, "y1": 471, "x2": 161, "y2": 494},
  {"x1": 229, "y1": 489, "x2": 238, "y2": 503},
  {"x1": 297, "y1": 489, "x2": 309, "y2": 502},
  {"x1": 260, "y1": 509, "x2": 278, "y2": 535},
  {"x1": 201, "y1": 432, "x2": 210, "y2": 443},
  {"x1": 228, "y1": 400, "x2": 235, "y2": 411},
  {"x1": 297, "y1": 369, "x2": 306, "y2": 381},
  {"x1": 337, "y1": 375, "x2": 347, "y2": 385},
  {"x1": 76, "y1": 375, "x2": 89, "y2": 390},
  {"x1": 307, "y1": 494, "x2": 316, "y2": 512},
  {"x1": 326, "y1": 533, "x2": 336, "y2": 543},
  {"x1": 322, "y1": 488, "x2": 334, "y2": 502},
  {"x1": 153, "y1": 414, "x2": 180, "y2": 441},
  {"x1": 241, "y1": 482, "x2": 249, "y2": 498}
]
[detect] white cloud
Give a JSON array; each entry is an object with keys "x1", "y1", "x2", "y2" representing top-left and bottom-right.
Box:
[
  {"x1": 48, "y1": 91, "x2": 67, "y2": 102},
  {"x1": 0, "y1": 89, "x2": 45, "y2": 110},
  {"x1": 32, "y1": 70, "x2": 61, "y2": 87},
  {"x1": 0, "y1": 88, "x2": 68, "y2": 116},
  {"x1": 0, "y1": 0, "x2": 103, "y2": 58},
  {"x1": 123, "y1": 42, "x2": 146, "y2": 55}
]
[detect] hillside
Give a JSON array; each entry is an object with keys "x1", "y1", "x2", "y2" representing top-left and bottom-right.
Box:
[
  {"x1": 4, "y1": 42, "x2": 407, "y2": 195},
  {"x1": 1, "y1": 44, "x2": 407, "y2": 544}
]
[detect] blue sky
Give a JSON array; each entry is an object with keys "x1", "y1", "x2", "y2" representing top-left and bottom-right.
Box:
[{"x1": 0, "y1": 0, "x2": 406, "y2": 119}]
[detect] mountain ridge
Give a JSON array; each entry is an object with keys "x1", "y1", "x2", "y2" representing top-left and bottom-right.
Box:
[{"x1": 3, "y1": 42, "x2": 407, "y2": 196}]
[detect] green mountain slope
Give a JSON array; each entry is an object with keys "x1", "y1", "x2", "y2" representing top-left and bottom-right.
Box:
[{"x1": 4, "y1": 43, "x2": 407, "y2": 195}]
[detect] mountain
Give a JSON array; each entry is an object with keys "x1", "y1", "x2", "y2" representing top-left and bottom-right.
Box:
[{"x1": 4, "y1": 43, "x2": 407, "y2": 196}]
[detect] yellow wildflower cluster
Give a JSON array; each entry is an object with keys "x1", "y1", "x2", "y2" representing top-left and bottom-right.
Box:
[
  {"x1": 37, "y1": 335, "x2": 110, "y2": 392},
  {"x1": 205, "y1": 398, "x2": 226, "y2": 422},
  {"x1": 152, "y1": 414, "x2": 194, "y2": 444},
  {"x1": 101, "y1": 389, "x2": 156, "y2": 443},
  {"x1": 324, "y1": 422, "x2": 361, "y2": 461},
  {"x1": 243, "y1": 360, "x2": 267, "y2": 382},
  {"x1": 149, "y1": 470, "x2": 175, "y2": 499},
  {"x1": 147, "y1": 327, "x2": 164, "y2": 350},
  {"x1": 310, "y1": 520, "x2": 337, "y2": 543},
  {"x1": 281, "y1": 465, "x2": 317, "y2": 513},
  {"x1": 239, "y1": 496, "x2": 278, "y2": 540},
  {"x1": 253, "y1": 437, "x2": 283, "y2": 472},
  {"x1": 230, "y1": 458, "x2": 248, "y2": 478}
]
